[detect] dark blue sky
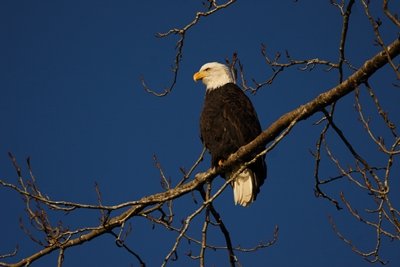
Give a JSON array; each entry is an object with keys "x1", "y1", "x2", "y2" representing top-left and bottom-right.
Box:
[{"x1": 1, "y1": 1, "x2": 399, "y2": 266}]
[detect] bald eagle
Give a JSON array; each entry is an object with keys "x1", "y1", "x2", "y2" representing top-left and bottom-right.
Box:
[{"x1": 193, "y1": 62, "x2": 266, "y2": 207}]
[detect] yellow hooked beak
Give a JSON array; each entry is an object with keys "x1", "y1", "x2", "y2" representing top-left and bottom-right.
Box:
[{"x1": 193, "y1": 71, "x2": 207, "y2": 82}]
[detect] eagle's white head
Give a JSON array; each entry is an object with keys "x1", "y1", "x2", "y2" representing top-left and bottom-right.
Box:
[{"x1": 193, "y1": 62, "x2": 234, "y2": 90}]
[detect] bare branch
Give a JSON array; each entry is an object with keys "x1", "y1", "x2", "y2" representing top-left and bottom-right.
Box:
[
  {"x1": 312, "y1": 123, "x2": 343, "y2": 210},
  {"x1": 142, "y1": 0, "x2": 236, "y2": 96},
  {"x1": 0, "y1": 247, "x2": 18, "y2": 260},
  {"x1": 240, "y1": 44, "x2": 339, "y2": 92},
  {"x1": 337, "y1": 0, "x2": 355, "y2": 83},
  {"x1": 361, "y1": 0, "x2": 400, "y2": 79},
  {"x1": 329, "y1": 214, "x2": 388, "y2": 264},
  {"x1": 365, "y1": 82, "x2": 398, "y2": 138},
  {"x1": 57, "y1": 248, "x2": 64, "y2": 267},
  {"x1": 109, "y1": 230, "x2": 146, "y2": 267},
  {"x1": 355, "y1": 86, "x2": 400, "y2": 155},
  {"x1": 383, "y1": 0, "x2": 400, "y2": 27}
]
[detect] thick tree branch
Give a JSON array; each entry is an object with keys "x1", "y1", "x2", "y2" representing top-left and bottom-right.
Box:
[{"x1": 226, "y1": 38, "x2": 400, "y2": 166}]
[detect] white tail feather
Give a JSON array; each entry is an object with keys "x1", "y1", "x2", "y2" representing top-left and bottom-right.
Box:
[{"x1": 232, "y1": 169, "x2": 254, "y2": 207}]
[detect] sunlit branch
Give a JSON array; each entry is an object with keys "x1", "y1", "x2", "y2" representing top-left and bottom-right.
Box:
[
  {"x1": 199, "y1": 184, "x2": 211, "y2": 267},
  {"x1": 240, "y1": 45, "x2": 340, "y2": 92},
  {"x1": 57, "y1": 248, "x2": 64, "y2": 267},
  {"x1": 365, "y1": 82, "x2": 398, "y2": 138},
  {"x1": 0, "y1": 247, "x2": 18, "y2": 260},
  {"x1": 178, "y1": 147, "x2": 206, "y2": 187},
  {"x1": 355, "y1": 87, "x2": 400, "y2": 155},
  {"x1": 383, "y1": 0, "x2": 400, "y2": 27},
  {"x1": 361, "y1": 0, "x2": 400, "y2": 79},
  {"x1": 329, "y1": 213, "x2": 388, "y2": 264},
  {"x1": 197, "y1": 186, "x2": 236, "y2": 266},
  {"x1": 142, "y1": 0, "x2": 236, "y2": 96}
]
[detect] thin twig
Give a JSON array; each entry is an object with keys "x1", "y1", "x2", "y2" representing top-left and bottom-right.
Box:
[{"x1": 142, "y1": 0, "x2": 236, "y2": 96}]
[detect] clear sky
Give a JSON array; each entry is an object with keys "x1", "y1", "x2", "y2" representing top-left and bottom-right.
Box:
[{"x1": 1, "y1": 1, "x2": 399, "y2": 266}]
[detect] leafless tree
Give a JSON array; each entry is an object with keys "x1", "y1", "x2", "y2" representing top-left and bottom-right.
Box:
[{"x1": 1, "y1": 1, "x2": 399, "y2": 266}]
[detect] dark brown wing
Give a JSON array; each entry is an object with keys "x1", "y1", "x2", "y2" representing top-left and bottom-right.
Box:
[{"x1": 200, "y1": 83, "x2": 266, "y2": 196}]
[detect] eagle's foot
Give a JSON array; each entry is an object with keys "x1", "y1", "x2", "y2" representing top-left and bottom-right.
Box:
[{"x1": 218, "y1": 159, "x2": 224, "y2": 166}]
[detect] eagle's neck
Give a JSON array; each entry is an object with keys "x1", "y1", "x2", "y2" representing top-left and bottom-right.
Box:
[{"x1": 205, "y1": 76, "x2": 234, "y2": 91}]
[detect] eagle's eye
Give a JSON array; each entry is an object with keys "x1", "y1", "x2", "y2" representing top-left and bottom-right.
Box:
[{"x1": 204, "y1": 67, "x2": 211, "y2": 71}]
